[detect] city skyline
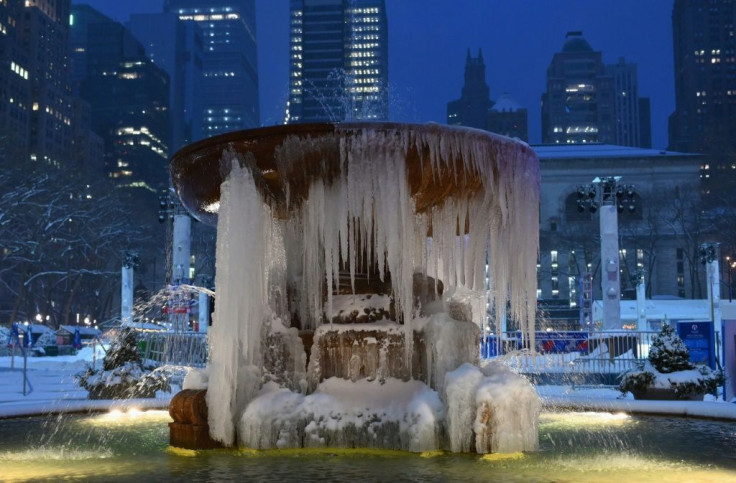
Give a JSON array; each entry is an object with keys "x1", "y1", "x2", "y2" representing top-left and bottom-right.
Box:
[{"x1": 78, "y1": 0, "x2": 674, "y2": 148}]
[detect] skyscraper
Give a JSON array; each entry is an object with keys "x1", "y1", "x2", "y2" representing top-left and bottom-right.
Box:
[
  {"x1": 70, "y1": 5, "x2": 170, "y2": 192},
  {"x1": 21, "y1": 0, "x2": 75, "y2": 167},
  {"x1": 1, "y1": 0, "x2": 100, "y2": 170},
  {"x1": 0, "y1": 0, "x2": 30, "y2": 164},
  {"x1": 286, "y1": 0, "x2": 388, "y2": 124},
  {"x1": 606, "y1": 58, "x2": 651, "y2": 148},
  {"x1": 446, "y1": 50, "x2": 528, "y2": 141},
  {"x1": 541, "y1": 31, "x2": 615, "y2": 145},
  {"x1": 447, "y1": 49, "x2": 492, "y2": 130},
  {"x1": 164, "y1": 0, "x2": 259, "y2": 138},
  {"x1": 128, "y1": 12, "x2": 204, "y2": 151},
  {"x1": 669, "y1": 0, "x2": 736, "y2": 184}
]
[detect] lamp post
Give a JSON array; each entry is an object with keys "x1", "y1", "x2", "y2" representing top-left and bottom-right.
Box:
[
  {"x1": 575, "y1": 176, "x2": 636, "y2": 331},
  {"x1": 159, "y1": 189, "x2": 192, "y2": 286},
  {"x1": 699, "y1": 243, "x2": 722, "y2": 340},
  {"x1": 196, "y1": 275, "x2": 213, "y2": 334},
  {"x1": 726, "y1": 256, "x2": 735, "y2": 303},
  {"x1": 121, "y1": 250, "x2": 139, "y2": 327},
  {"x1": 159, "y1": 189, "x2": 193, "y2": 332},
  {"x1": 634, "y1": 269, "x2": 647, "y2": 331}
]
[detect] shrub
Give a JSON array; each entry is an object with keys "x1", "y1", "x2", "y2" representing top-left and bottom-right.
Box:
[
  {"x1": 619, "y1": 323, "x2": 724, "y2": 398},
  {"x1": 76, "y1": 328, "x2": 171, "y2": 399}
]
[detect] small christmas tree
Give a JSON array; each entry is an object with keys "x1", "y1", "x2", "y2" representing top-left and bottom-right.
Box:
[
  {"x1": 619, "y1": 323, "x2": 724, "y2": 399},
  {"x1": 76, "y1": 328, "x2": 171, "y2": 399},
  {"x1": 103, "y1": 328, "x2": 142, "y2": 371},
  {"x1": 647, "y1": 323, "x2": 693, "y2": 373}
]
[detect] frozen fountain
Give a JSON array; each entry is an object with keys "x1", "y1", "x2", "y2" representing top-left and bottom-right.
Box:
[{"x1": 168, "y1": 122, "x2": 541, "y2": 453}]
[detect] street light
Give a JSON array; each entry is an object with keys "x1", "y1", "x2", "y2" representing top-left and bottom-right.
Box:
[
  {"x1": 699, "y1": 242, "x2": 722, "y2": 342},
  {"x1": 699, "y1": 243, "x2": 718, "y2": 265},
  {"x1": 726, "y1": 256, "x2": 736, "y2": 303},
  {"x1": 573, "y1": 176, "x2": 637, "y2": 331},
  {"x1": 121, "y1": 250, "x2": 139, "y2": 327}
]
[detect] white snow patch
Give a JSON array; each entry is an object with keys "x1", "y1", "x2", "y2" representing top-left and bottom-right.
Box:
[
  {"x1": 239, "y1": 378, "x2": 444, "y2": 452},
  {"x1": 182, "y1": 368, "x2": 208, "y2": 390}
]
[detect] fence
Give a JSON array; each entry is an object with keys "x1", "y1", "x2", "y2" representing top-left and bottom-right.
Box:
[
  {"x1": 139, "y1": 332, "x2": 207, "y2": 368},
  {"x1": 483, "y1": 330, "x2": 659, "y2": 375},
  {"x1": 484, "y1": 329, "x2": 722, "y2": 379},
  {"x1": 133, "y1": 328, "x2": 720, "y2": 382}
]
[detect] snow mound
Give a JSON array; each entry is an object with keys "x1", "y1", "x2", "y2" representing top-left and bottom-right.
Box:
[{"x1": 238, "y1": 377, "x2": 444, "y2": 452}]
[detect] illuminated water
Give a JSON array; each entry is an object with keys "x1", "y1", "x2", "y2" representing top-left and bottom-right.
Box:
[{"x1": 0, "y1": 410, "x2": 734, "y2": 482}]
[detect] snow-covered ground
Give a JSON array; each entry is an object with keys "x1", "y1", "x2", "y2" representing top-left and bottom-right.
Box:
[
  {"x1": 0, "y1": 346, "x2": 171, "y2": 418},
  {"x1": 1, "y1": 347, "x2": 734, "y2": 421}
]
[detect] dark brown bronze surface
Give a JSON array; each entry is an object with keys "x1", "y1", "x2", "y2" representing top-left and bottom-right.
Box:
[
  {"x1": 169, "y1": 122, "x2": 533, "y2": 225},
  {"x1": 169, "y1": 389, "x2": 223, "y2": 449}
]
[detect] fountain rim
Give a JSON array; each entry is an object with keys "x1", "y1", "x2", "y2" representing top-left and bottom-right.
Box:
[
  {"x1": 169, "y1": 121, "x2": 537, "y2": 225},
  {"x1": 3, "y1": 399, "x2": 735, "y2": 423},
  {"x1": 170, "y1": 121, "x2": 531, "y2": 162}
]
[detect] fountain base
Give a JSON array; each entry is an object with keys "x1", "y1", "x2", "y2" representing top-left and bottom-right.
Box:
[
  {"x1": 169, "y1": 317, "x2": 540, "y2": 454},
  {"x1": 169, "y1": 389, "x2": 223, "y2": 450}
]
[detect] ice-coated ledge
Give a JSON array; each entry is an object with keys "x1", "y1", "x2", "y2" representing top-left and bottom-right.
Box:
[
  {"x1": 541, "y1": 395, "x2": 736, "y2": 421},
  {"x1": 0, "y1": 396, "x2": 172, "y2": 419}
]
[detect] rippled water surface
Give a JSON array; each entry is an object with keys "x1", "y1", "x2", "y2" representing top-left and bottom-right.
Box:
[{"x1": 0, "y1": 410, "x2": 734, "y2": 482}]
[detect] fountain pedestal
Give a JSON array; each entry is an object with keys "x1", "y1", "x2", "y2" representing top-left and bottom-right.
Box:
[{"x1": 169, "y1": 389, "x2": 223, "y2": 450}]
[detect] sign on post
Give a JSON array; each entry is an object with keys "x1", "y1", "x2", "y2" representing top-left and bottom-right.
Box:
[{"x1": 677, "y1": 321, "x2": 715, "y2": 369}]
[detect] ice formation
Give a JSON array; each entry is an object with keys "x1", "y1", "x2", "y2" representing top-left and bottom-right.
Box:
[{"x1": 197, "y1": 124, "x2": 540, "y2": 451}]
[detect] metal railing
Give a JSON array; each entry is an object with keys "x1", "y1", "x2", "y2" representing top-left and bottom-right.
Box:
[
  {"x1": 7, "y1": 342, "x2": 34, "y2": 396},
  {"x1": 139, "y1": 332, "x2": 208, "y2": 368},
  {"x1": 131, "y1": 328, "x2": 721, "y2": 383},
  {"x1": 483, "y1": 330, "x2": 661, "y2": 375}
]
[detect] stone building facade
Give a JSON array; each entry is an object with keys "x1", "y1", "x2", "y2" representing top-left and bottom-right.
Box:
[{"x1": 534, "y1": 144, "x2": 704, "y2": 327}]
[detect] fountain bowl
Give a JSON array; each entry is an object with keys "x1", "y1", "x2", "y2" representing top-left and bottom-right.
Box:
[{"x1": 170, "y1": 122, "x2": 537, "y2": 225}]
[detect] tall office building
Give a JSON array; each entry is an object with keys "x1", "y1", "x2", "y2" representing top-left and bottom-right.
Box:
[
  {"x1": 70, "y1": 5, "x2": 170, "y2": 192},
  {"x1": 447, "y1": 49, "x2": 492, "y2": 130},
  {"x1": 22, "y1": 0, "x2": 76, "y2": 167},
  {"x1": 0, "y1": 0, "x2": 30, "y2": 164},
  {"x1": 164, "y1": 0, "x2": 259, "y2": 138},
  {"x1": 669, "y1": 0, "x2": 736, "y2": 193},
  {"x1": 541, "y1": 31, "x2": 615, "y2": 145},
  {"x1": 446, "y1": 50, "x2": 528, "y2": 141},
  {"x1": 606, "y1": 58, "x2": 651, "y2": 148},
  {"x1": 129, "y1": 13, "x2": 204, "y2": 152},
  {"x1": 286, "y1": 0, "x2": 388, "y2": 124},
  {"x1": 1, "y1": 0, "x2": 99, "y2": 170}
]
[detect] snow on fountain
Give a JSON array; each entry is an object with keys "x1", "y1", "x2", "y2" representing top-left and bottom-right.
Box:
[{"x1": 171, "y1": 122, "x2": 541, "y2": 453}]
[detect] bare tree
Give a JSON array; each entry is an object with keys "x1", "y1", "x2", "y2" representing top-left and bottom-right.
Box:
[
  {"x1": 0, "y1": 162, "x2": 151, "y2": 326},
  {"x1": 663, "y1": 185, "x2": 715, "y2": 299}
]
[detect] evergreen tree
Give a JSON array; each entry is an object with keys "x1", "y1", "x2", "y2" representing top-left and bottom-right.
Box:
[
  {"x1": 103, "y1": 328, "x2": 142, "y2": 371},
  {"x1": 647, "y1": 323, "x2": 693, "y2": 373}
]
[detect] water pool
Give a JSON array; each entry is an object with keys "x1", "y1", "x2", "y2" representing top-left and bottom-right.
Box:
[{"x1": 0, "y1": 410, "x2": 734, "y2": 482}]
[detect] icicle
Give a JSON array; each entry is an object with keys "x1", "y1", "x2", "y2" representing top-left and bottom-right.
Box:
[{"x1": 208, "y1": 155, "x2": 272, "y2": 446}]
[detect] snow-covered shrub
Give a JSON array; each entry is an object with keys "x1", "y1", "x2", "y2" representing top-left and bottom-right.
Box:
[
  {"x1": 76, "y1": 328, "x2": 171, "y2": 399},
  {"x1": 0, "y1": 326, "x2": 11, "y2": 343},
  {"x1": 35, "y1": 331, "x2": 57, "y2": 348},
  {"x1": 647, "y1": 323, "x2": 692, "y2": 373},
  {"x1": 619, "y1": 323, "x2": 724, "y2": 398}
]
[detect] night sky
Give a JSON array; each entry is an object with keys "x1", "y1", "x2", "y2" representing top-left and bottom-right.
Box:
[{"x1": 78, "y1": 0, "x2": 675, "y2": 149}]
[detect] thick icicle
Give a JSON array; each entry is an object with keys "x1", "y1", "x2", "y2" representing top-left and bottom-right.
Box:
[{"x1": 208, "y1": 156, "x2": 271, "y2": 445}]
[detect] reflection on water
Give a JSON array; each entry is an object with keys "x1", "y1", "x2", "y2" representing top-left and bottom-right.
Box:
[{"x1": 0, "y1": 410, "x2": 734, "y2": 482}]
